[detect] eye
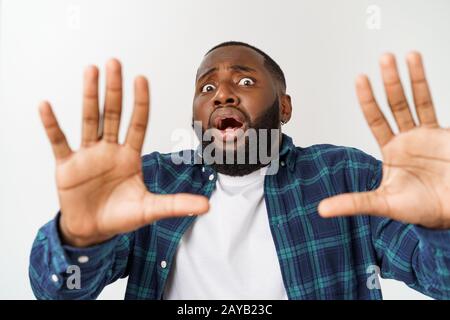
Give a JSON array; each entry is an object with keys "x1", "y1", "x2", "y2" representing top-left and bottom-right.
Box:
[
  {"x1": 238, "y1": 77, "x2": 255, "y2": 86},
  {"x1": 201, "y1": 83, "x2": 216, "y2": 93}
]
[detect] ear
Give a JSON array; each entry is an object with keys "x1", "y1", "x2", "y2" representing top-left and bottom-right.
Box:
[{"x1": 279, "y1": 94, "x2": 292, "y2": 124}]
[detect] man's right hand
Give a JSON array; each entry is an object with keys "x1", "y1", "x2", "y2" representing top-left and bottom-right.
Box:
[{"x1": 39, "y1": 59, "x2": 209, "y2": 247}]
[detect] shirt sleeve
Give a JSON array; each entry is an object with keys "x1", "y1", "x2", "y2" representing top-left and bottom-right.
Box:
[
  {"x1": 29, "y1": 213, "x2": 134, "y2": 300},
  {"x1": 367, "y1": 159, "x2": 450, "y2": 299}
]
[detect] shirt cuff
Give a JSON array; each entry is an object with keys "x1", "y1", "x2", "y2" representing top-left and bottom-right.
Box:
[{"x1": 43, "y1": 212, "x2": 119, "y2": 274}]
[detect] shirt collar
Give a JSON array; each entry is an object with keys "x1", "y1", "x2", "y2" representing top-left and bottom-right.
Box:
[{"x1": 279, "y1": 133, "x2": 297, "y2": 172}]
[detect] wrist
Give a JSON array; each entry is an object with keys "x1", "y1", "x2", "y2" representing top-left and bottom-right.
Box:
[{"x1": 58, "y1": 215, "x2": 112, "y2": 248}]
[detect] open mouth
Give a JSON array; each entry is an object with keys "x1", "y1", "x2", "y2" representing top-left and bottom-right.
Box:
[
  {"x1": 216, "y1": 117, "x2": 244, "y2": 131},
  {"x1": 212, "y1": 114, "x2": 248, "y2": 141}
]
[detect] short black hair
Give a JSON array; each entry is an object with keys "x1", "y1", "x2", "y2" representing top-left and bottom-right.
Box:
[{"x1": 205, "y1": 41, "x2": 286, "y2": 92}]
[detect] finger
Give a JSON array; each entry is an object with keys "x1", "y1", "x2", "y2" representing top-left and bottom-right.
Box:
[
  {"x1": 380, "y1": 53, "x2": 416, "y2": 132},
  {"x1": 318, "y1": 191, "x2": 389, "y2": 218},
  {"x1": 38, "y1": 101, "x2": 73, "y2": 160},
  {"x1": 81, "y1": 65, "x2": 100, "y2": 147},
  {"x1": 142, "y1": 193, "x2": 209, "y2": 223},
  {"x1": 406, "y1": 51, "x2": 438, "y2": 128},
  {"x1": 125, "y1": 76, "x2": 150, "y2": 152},
  {"x1": 102, "y1": 59, "x2": 123, "y2": 143},
  {"x1": 356, "y1": 75, "x2": 394, "y2": 147}
]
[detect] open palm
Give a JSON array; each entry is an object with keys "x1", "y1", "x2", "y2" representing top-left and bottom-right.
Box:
[
  {"x1": 319, "y1": 52, "x2": 450, "y2": 229},
  {"x1": 40, "y1": 59, "x2": 209, "y2": 247}
]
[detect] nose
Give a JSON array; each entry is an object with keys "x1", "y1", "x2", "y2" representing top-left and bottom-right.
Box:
[{"x1": 213, "y1": 84, "x2": 239, "y2": 107}]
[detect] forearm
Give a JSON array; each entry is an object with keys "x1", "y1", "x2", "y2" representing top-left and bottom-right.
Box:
[
  {"x1": 29, "y1": 214, "x2": 133, "y2": 300},
  {"x1": 371, "y1": 216, "x2": 450, "y2": 299},
  {"x1": 409, "y1": 225, "x2": 450, "y2": 299}
]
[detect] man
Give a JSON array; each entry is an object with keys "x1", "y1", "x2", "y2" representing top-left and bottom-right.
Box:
[{"x1": 29, "y1": 41, "x2": 450, "y2": 300}]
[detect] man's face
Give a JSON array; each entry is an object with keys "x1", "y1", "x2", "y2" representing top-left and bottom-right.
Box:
[
  {"x1": 192, "y1": 45, "x2": 280, "y2": 139},
  {"x1": 191, "y1": 46, "x2": 284, "y2": 175}
]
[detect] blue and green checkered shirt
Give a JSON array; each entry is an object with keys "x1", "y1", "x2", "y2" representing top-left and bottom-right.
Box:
[{"x1": 29, "y1": 134, "x2": 450, "y2": 299}]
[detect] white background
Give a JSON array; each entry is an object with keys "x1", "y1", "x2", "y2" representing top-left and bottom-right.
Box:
[{"x1": 1, "y1": 0, "x2": 450, "y2": 299}]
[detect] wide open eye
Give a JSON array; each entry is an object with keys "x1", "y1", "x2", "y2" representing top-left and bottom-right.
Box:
[
  {"x1": 238, "y1": 77, "x2": 255, "y2": 86},
  {"x1": 201, "y1": 83, "x2": 216, "y2": 93}
]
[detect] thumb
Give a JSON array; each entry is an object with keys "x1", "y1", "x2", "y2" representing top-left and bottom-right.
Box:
[
  {"x1": 318, "y1": 191, "x2": 389, "y2": 218},
  {"x1": 142, "y1": 192, "x2": 210, "y2": 224}
]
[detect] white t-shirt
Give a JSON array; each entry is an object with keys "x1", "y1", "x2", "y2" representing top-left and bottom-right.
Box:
[{"x1": 164, "y1": 166, "x2": 288, "y2": 299}]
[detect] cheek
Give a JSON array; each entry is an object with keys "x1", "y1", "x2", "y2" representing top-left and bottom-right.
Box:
[
  {"x1": 193, "y1": 99, "x2": 213, "y2": 126},
  {"x1": 241, "y1": 94, "x2": 274, "y2": 122}
]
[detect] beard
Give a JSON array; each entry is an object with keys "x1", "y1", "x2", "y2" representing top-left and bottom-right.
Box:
[{"x1": 192, "y1": 96, "x2": 281, "y2": 176}]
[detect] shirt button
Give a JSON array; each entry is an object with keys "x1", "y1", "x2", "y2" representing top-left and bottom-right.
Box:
[
  {"x1": 280, "y1": 161, "x2": 286, "y2": 167},
  {"x1": 78, "y1": 255, "x2": 89, "y2": 264},
  {"x1": 51, "y1": 274, "x2": 59, "y2": 283},
  {"x1": 202, "y1": 166, "x2": 206, "y2": 173},
  {"x1": 161, "y1": 260, "x2": 167, "y2": 269},
  {"x1": 208, "y1": 174, "x2": 215, "y2": 181}
]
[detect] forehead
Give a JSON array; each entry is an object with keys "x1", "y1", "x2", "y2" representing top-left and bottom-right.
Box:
[{"x1": 196, "y1": 46, "x2": 266, "y2": 80}]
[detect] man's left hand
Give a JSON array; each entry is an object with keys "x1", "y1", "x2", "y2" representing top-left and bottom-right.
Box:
[{"x1": 318, "y1": 52, "x2": 450, "y2": 229}]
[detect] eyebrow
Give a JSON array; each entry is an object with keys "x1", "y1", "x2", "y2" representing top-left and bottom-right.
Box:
[{"x1": 196, "y1": 65, "x2": 257, "y2": 83}]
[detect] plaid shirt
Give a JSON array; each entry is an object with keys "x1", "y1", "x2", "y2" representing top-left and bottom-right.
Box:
[{"x1": 29, "y1": 134, "x2": 450, "y2": 299}]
